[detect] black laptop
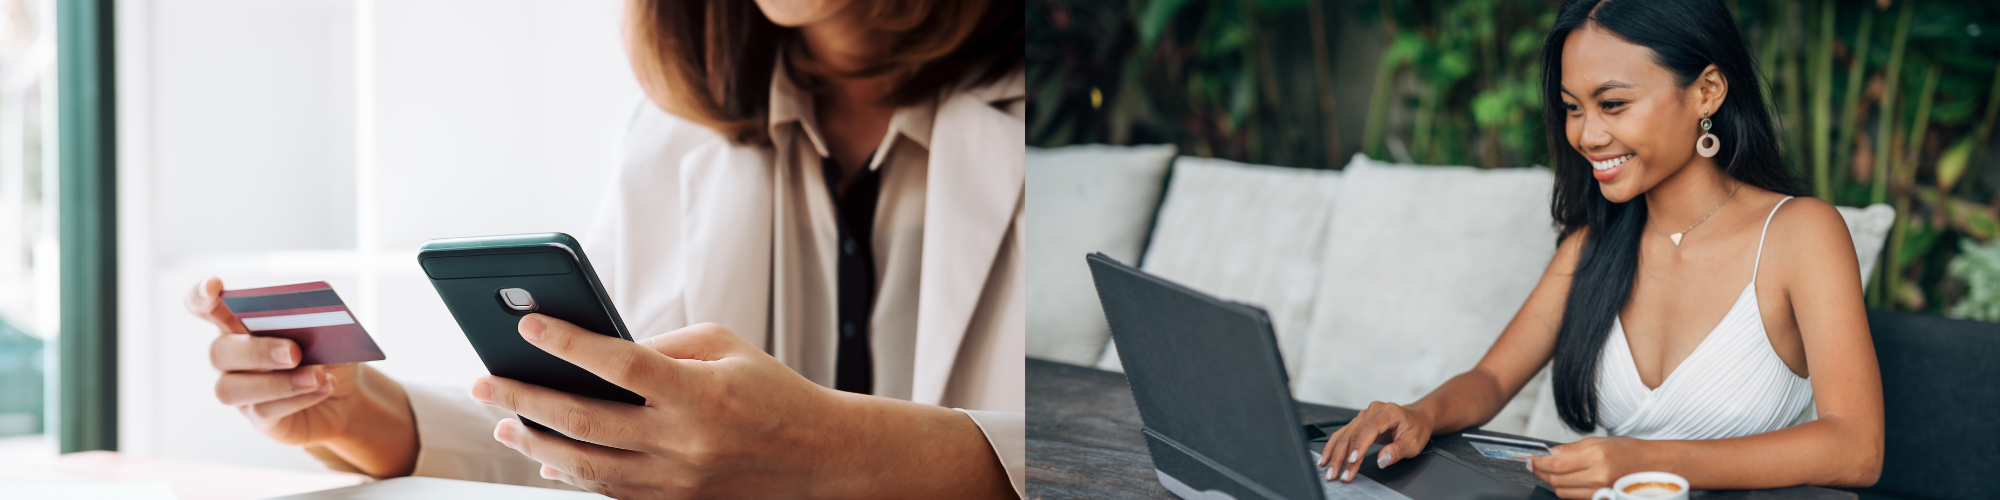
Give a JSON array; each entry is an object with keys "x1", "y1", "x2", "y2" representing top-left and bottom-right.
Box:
[{"x1": 1087, "y1": 253, "x2": 1541, "y2": 500}]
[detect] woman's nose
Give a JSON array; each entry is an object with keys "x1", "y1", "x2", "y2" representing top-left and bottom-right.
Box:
[{"x1": 1578, "y1": 117, "x2": 1612, "y2": 151}]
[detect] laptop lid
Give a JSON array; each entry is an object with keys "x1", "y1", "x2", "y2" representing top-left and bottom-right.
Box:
[{"x1": 1087, "y1": 253, "x2": 1323, "y2": 500}]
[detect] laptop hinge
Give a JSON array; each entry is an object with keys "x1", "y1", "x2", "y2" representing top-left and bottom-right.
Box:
[{"x1": 1142, "y1": 427, "x2": 1292, "y2": 500}]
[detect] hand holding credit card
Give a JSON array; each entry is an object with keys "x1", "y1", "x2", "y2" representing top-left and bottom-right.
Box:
[
  {"x1": 221, "y1": 282, "x2": 386, "y2": 365},
  {"x1": 1462, "y1": 432, "x2": 1555, "y2": 462}
]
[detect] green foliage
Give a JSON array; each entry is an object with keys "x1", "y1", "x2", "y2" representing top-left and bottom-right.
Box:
[{"x1": 1948, "y1": 238, "x2": 2000, "y2": 322}]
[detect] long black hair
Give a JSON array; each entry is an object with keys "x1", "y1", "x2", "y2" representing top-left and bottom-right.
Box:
[{"x1": 1540, "y1": 0, "x2": 1806, "y2": 433}]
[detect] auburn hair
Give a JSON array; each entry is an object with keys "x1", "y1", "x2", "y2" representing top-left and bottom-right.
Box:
[{"x1": 623, "y1": 0, "x2": 1023, "y2": 145}]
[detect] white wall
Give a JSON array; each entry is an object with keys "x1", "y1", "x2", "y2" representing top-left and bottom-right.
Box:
[{"x1": 116, "y1": 0, "x2": 640, "y2": 472}]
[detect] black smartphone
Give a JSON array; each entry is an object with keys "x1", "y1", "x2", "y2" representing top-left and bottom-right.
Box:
[{"x1": 417, "y1": 232, "x2": 645, "y2": 437}]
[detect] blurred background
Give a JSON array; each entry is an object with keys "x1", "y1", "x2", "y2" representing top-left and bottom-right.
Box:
[
  {"x1": 0, "y1": 0, "x2": 638, "y2": 474},
  {"x1": 1030, "y1": 0, "x2": 2000, "y2": 320}
]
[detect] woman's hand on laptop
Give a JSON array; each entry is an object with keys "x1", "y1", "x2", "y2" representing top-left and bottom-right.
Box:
[
  {"x1": 184, "y1": 277, "x2": 420, "y2": 478},
  {"x1": 1318, "y1": 401, "x2": 1436, "y2": 483},
  {"x1": 1526, "y1": 436, "x2": 1654, "y2": 499},
  {"x1": 471, "y1": 315, "x2": 1014, "y2": 499}
]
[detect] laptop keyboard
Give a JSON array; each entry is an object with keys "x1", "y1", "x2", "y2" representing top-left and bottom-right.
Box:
[{"x1": 1309, "y1": 451, "x2": 1410, "y2": 500}]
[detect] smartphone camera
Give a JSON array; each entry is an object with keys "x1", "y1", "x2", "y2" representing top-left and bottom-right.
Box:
[{"x1": 498, "y1": 288, "x2": 538, "y2": 312}]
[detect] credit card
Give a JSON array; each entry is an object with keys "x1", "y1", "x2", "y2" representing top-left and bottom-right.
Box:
[
  {"x1": 221, "y1": 282, "x2": 386, "y2": 366},
  {"x1": 1462, "y1": 433, "x2": 1553, "y2": 462}
]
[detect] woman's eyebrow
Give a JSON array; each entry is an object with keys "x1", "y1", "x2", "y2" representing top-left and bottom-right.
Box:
[{"x1": 1591, "y1": 80, "x2": 1634, "y2": 97}]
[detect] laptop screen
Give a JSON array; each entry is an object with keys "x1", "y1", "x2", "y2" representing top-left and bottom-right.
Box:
[{"x1": 1089, "y1": 255, "x2": 1323, "y2": 499}]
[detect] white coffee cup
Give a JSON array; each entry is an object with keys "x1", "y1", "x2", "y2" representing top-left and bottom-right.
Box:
[{"x1": 1592, "y1": 471, "x2": 1689, "y2": 500}]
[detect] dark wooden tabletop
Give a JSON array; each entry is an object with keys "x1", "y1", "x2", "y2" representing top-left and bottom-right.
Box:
[{"x1": 1027, "y1": 357, "x2": 1891, "y2": 500}]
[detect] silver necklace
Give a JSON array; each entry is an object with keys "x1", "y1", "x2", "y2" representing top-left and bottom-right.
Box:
[{"x1": 1649, "y1": 181, "x2": 1743, "y2": 247}]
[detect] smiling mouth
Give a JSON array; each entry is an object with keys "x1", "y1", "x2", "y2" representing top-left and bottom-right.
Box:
[{"x1": 1591, "y1": 154, "x2": 1633, "y2": 171}]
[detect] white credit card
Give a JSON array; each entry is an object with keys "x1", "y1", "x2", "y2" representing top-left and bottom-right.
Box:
[{"x1": 1462, "y1": 433, "x2": 1553, "y2": 462}]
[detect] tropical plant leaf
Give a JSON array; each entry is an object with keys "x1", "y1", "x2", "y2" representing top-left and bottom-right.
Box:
[
  {"x1": 1436, "y1": 50, "x2": 1475, "y2": 82},
  {"x1": 1138, "y1": 0, "x2": 1195, "y2": 49},
  {"x1": 1206, "y1": 28, "x2": 1244, "y2": 56},
  {"x1": 1896, "y1": 279, "x2": 1927, "y2": 311},
  {"x1": 1473, "y1": 88, "x2": 1513, "y2": 127},
  {"x1": 1953, "y1": 204, "x2": 2000, "y2": 242},
  {"x1": 1388, "y1": 33, "x2": 1425, "y2": 65},
  {"x1": 1897, "y1": 217, "x2": 1939, "y2": 269},
  {"x1": 1936, "y1": 135, "x2": 1976, "y2": 192}
]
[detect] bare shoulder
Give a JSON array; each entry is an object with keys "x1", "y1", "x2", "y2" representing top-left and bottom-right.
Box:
[
  {"x1": 1550, "y1": 226, "x2": 1591, "y2": 276},
  {"x1": 1764, "y1": 196, "x2": 1862, "y2": 275}
]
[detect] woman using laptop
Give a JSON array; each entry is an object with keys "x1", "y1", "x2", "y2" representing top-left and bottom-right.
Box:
[
  {"x1": 1319, "y1": 0, "x2": 1883, "y2": 497},
  {"x1": 184, "y1": 0, "x2": 1024, "y2": 498}
]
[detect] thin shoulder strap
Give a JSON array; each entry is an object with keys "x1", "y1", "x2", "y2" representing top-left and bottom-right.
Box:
[{"x1": 1752, "y1": 196, "x2": 1795, "y2": 280}]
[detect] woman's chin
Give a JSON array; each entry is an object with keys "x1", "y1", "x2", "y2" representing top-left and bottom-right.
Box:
[{"x1": 1596, "y1": 178, "x2": 1643, "y2": 203}]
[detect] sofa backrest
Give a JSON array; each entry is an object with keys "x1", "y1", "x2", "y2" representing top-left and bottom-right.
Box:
[
  {"x1": 1863, "y1": 310, "x2": 2000, "y2": 500},
  {"x1": 1093, "y1": 156, "x2": 1344, "y2": 382}
]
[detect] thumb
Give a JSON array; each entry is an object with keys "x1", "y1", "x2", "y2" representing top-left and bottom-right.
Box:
[
  {"x1": 636, "y1": 322, "x2": 748, "y2": 361},
  {"x1": 1376, "y1": 425, "x2": 1425, "y2": 469}
]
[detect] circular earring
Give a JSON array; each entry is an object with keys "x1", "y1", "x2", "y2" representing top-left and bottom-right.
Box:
[{"x1": 1695, "y1": 110, "x2": 1720, "y2": 158}]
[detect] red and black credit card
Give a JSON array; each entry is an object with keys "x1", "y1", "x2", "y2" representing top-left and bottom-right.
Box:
[{"x1": 220, "y1": 281, "x2": 386, "y2": 366}]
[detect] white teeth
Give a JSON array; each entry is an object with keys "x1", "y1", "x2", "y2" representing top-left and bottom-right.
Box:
[{"x1": 1591, "y1": 154, "x2": 1632, "y2": 171}]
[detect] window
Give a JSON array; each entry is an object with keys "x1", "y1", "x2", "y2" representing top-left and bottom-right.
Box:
[{"x1": 0, "y1": 0, "x2": 56, "y2": 448}]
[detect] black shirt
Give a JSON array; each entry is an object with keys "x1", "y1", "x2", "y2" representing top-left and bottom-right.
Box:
[{"x1": 822, "y1": 155, "x2": 880, "y2": 394}]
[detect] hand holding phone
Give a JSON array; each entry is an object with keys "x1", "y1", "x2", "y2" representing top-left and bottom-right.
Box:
[{"x1": 419, "y1": 233, "x2": 645, "y2": 436}]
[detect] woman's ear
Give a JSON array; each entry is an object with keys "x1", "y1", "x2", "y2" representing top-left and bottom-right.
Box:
[{"x1": 1695, "y1": 64, "x2": 1729, "y2": 115}]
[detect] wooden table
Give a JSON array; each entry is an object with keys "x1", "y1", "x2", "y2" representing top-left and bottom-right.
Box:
[
  {"x1": 0, "y1": 450, "x2": 369, "y2": 500},
  {"x1": 1028, "y1": 358, "x2": 1886, "y2": 500}
]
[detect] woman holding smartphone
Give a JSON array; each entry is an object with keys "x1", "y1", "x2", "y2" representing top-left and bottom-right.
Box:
[
  {"x1": 186, "y1": 0, "x2": 1024, "y2": 498},
  {"x1": 1318, "y1": 1, "x2": 1882, "y2": 498}
]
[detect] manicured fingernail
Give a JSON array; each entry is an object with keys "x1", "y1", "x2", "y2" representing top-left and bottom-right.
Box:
[
  {"x1": 470, "y1": 379, "x2": 492, "y2": 404},
  {"x1": 494, "y1": 420, "x2": 518, "y2": 447},
  {"x1": 1341, "y1": 469, "x2": 1353, "y2": 482},
  {"x1": 292, "y1": 369, "x2": 317, "y2": 389},
  {"x1": 1378, "y1": 449, "x2": 1394, "y2": 469},
  {"x1": 1526, "y1": 459, "x2": 1535, "y2": 473},
  {"x1": 540, "y1": 465, "x2": 560, "y2": 480},
  {"x1": 1326, "y1": 467, "x2": 1336, "y2": 481},
  {"x1": 519, "y1": 315, "x2": 546, "y2": 341},
  {"x1": 272, "y1": 346, "x2": 292, "y2": 365},
  {"x1": 1348, "y1": 450, "x2": 1360, "y2": 464}
]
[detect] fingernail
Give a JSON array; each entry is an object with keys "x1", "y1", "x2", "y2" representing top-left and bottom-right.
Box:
[
  {"x1": 271, "y1": 346, "x2": 292, "y2": 365},
  {"x1": 494, "y1": 420, "x2": 518, "y2": 447},
  {"x1": 292, "y1": 369, "x2": 317, "y2": 389},
  {"x1": 470, "y1": 379, "x2": 492, "y2": 405},
  {"x1": 1348, "y1": 450, "x2": 1359, "y2": 464},
  {"x1": 1378, "y1": 449, "x2": 1394, "y2": 469},
  {"x1": 520, "y1": 315, "x2": 546, "y2": 341},
  {"x1": 1526, "y1": 459, "x2": 1535, "y2": 473},
  {"x1": 1326, "y1": 467, "x2": 1335, "y2": 481},
  {"x1": 540, "y1": 465, "x2": 560, "y2": 480},
  {"x1": 1341, "y1": 469, "x2": 1353, "y2": 482},
  {"x1": 320, "y1": 373, "x2": 335, "y2": 393}
]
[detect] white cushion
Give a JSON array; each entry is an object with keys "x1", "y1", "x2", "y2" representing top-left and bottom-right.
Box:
[
  {"x1": 1518, "y1": 202, "x2": 1899, "y2": 442},
  {"x1": 1293, "y1": 154, "x2": 1558, "y2": 435},
  {"x1": 1839, "y1": 204, "x2": 1895, "y2": 282},
  {"x1": 1025, "y1": 144, "x2": 1177, "y2": 366},
  {"x1": 1094, "y1": 156, "x2": 1343, "y2": 378}
]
